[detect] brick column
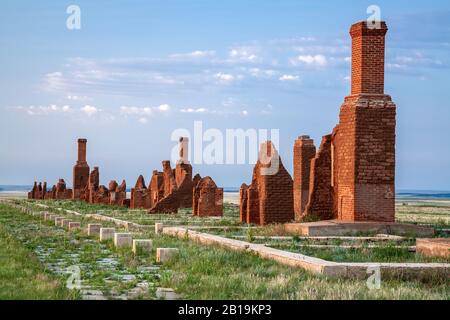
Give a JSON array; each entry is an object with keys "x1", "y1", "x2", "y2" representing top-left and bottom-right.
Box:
[
  {"x1": 72, "y1": 138, "x2": 90, "y2": 199},
  {"x1": 293, "y1": 136, "x2": 316, "y2": 219},
  {"x1": 350, "y1": 21, "x2": 387, "y2": 95}
]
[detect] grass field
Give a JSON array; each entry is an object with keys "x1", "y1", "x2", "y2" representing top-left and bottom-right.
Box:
[
  {"x1": 0, "y1": 209, "x2": 77, "y2": 299},
  {"x1": 0, "y1": 199, "x2": 449, "y2": 300}
]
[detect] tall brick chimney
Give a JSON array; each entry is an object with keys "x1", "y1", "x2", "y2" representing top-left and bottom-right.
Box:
[
  {"x1": 77, "y1": 138, "x2": 87, "y2": 164},
  {"x1": 350, "y1": 21, "x2": 388, "y2": 95},
  {"x1": 332, "y1": 20, "x2": 396, "y2": 223},
  {"x1": 73, "y1": 138, "x2": 90, "y2": 199}
]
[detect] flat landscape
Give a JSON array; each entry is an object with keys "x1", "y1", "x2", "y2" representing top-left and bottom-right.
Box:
[{"x1": 0, "y1": 195, "x2": 448, "y2": 300}]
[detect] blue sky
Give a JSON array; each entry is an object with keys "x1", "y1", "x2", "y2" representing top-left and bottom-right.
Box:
[{"x1": 1, "y1": 0, "x2": 449, "y2": 190}]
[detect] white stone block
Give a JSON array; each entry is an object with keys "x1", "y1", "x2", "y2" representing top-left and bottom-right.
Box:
[
  {"x1": 61, "y1": 219, "x2": 71, "y2": 228},
  {"x1": 132, "y1": 239, "x2": 153, "y2": 255},
  {"x1": 69, "y1": 222, "x2": 80, "y2": 231},
  {"x1": 54, "y1": 217, "x2": 63, "y2": 226},
  {"x1": 156, "y1": 248, "x2": 179, "y2": 263},
  {"x1": 87, "y1": 224, "x2": 102, "y2": 236},
  {"x1": 114, "y1": 233, "x2": 133, "y2": 248},
  {"x1": 99, "y1": 228, "x2": 115, "y2": 242}
]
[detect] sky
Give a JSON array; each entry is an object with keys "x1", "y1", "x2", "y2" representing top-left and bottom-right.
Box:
[{"x1": 0, "y1": 0, "x2": 449, "y2": 190}]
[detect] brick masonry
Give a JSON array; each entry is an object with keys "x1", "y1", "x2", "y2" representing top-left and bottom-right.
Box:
[
  {"x1": 293, "y1": 136, "x2": 316, "y2": 219},
  {"x1": 240, "y1": 141, "x2": 294, "y2": 225},
  {"x1": 304, "y1": 135, "x2": 334, "y2": 220},
  {"x1": 193, "y1": 176, "x2": 224, "y2": 217},
  {"x1": 296, "y1": 21, "x2": 396, "y2": 223},
  {"x1": 72, "y1": 138, "x2": 90, "y2": 200}
]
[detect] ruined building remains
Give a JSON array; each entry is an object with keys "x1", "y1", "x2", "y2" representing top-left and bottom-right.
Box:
[
  {"x1": 130, "y1": 175, "x2": 151, "y2": 209},
  {"x1": 73, "y1": 139, "x2": 90, "y2": 200},
  {"x1": 148, "y1": 137, "x2": 197, "y2": 214},
  {"x1": 240, "y1": 141, "x2": 294, "y2": 225},
  {"x1": 294, "y1": 21, "x2": 396, "y2": 222},
  {"x1": 109, "y1": 179, "x2": 127, "y2": 206},
  {"x1": 193, "y1": 176, "x2": 224, "y2": 217}
]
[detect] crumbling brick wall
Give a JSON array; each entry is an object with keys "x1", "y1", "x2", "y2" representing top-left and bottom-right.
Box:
[
  {"x1": 108, "y1": 180, "x2": 127, "y2": 206},
  {"x1": 304, "y1": 135, "x2": 334, "y2": 220},
  {"x1": 239, "y1": 141, "x2": 294, "y2": 225},
  {"x1": 293, "y1": 135, "x2": 316, "y2": 219},
  {"x1": 193, "y1": 176, "x2": 223, "y2": 217},
  {"x1": 85, "y1": 167, "x2": 99, "y2": 203},
  {"x1": 175, "y1": 162, "x2": 194, "y2": 208},
  {"x1": 56, "y1": 179, "x2": 72, "y2": 199},
  {"x1": 130, "y1": 175, "x2": 151, "y2": 209},
  {"x1": 149, "y1": 170, "x2": 164, "y2": 207},
  {"x1": 239, "y1": 183, "x2": 248, "y2": 222},
  {"x1": 147, "y1": 138, "x2": 199, "y2": 214},
  {"x1": 93, "y1": 185, "x2": 110, "y2": 204}
]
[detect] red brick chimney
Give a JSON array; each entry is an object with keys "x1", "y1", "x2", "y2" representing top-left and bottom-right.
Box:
[
  {"x1": 77, "y1": 138, "x2": 87, "y2": 164},
  {"x1": 350, "y1": 21, "x2": 388, "y2": 95}
]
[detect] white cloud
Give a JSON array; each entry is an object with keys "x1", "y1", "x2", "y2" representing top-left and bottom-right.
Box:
[
  {"x1": 215, "y1": 72, "x2": 235, "y2": 82},
  {"x1": 158, "y1": 104, "x2": 170, "y2": 112},
  {"x1": 228, "y1": 46, "x2": 260, "y2": 63},
  {"x1": 248, "y1": 68, "x2": 277, "y2": 78},
  {"x1": 14, "y1": 104, "x2": 73, "y2": 116},
  {"x1": 138, "y1": 117, "x2": 148, "y2": 124},
  {"x1": 291, "y1": 54, "x2": 328, "y2": 67},
  {"x1": 279, "y1": 74, "x2": 300, "y2": 81},
  {"x1": 81, "y1": 105, "x2": 98, "y2": 116},
  {"x1": 214, "y1": 72, "x2": 243, "y2": 84},
  {"x1": 119, "y1": 104, "x2": 171, "y2": 122},
  {"x1": 180, "y1": 107, "x2": 208, "y2": 113},
  {"x1": 169, "y1": 50, "x2": 216, "y2": 59}
]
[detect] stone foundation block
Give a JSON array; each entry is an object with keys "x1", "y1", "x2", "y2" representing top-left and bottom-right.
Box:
[
  {"x1": 54, "y1": 217, "x2": 63, "y2": 226},
  {"x1": 99, "y1": 228, "x2": 115, "y2": 241},
  {"x1": 156, "y1": 248, "x2": 179, "y2": 263},
  {"x1": 133, "y1": 239, "x2": 153, "y2": 255},
  {"x1": 114, "y1": 233, "x2": 133, "y2": 248},
  {"x1": 87, "y1": 224, "x2": 102, "y2": 236},
  {"x1": 61, "y1": 219, "x2": 71, "y2": 228},
  {"x1": 69, "y1": 222, "x2": 81, "y2": 231}
]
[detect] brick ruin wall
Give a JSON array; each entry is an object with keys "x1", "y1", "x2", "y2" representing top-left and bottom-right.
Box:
[
  {"x1": 193, "y1": 177, "x2": 223, "y2": 217},
  {"x1": 294, "y1": 21, "x2": 396, "y2": 223},
  {"x1": 304, "y1": 135, "x2": 334, "y2": 220},
  {"x1": 293, "y1": 136, "x2": 316, "y2": 219},
  {"x1": 240, "y1": 142, "x2": 294, "y2": 225}
]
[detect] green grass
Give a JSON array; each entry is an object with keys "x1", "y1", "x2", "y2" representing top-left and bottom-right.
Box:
[
  {"x1": 0, "y1": 204, "x2": 160, "y2": 300},
  {"x1": 0, "y1": 214, "x2": 77, "y2": 299},
  {"x1": 151, "y1": 234, "x2": 449, "y2": 300},
  {"x1": 2, "y1": 200, "x2": 449, "y2": 300}
]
